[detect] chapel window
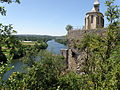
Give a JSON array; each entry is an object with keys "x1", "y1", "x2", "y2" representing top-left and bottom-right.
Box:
[
  {"x1": 97, "y1": 16, "x2": 99, "y2": 24},
  {"x1": 91, "y1": 15, "x2": 93, "y2": 23}
]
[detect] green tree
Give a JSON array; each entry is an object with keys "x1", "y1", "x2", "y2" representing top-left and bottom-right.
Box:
[
  {"x1": 0, "y1": 0, "x2": 21, "y2": 62},
  {"x1": 73, "y1": 0, "x2": 120, "y2": 89},
  {"x1": 3, "y1": 51, "x2": 66, "y2": 89},
  {"x1": 105, "y1": 0, "x2": 120, "y2": 59},
  {"x1": 0, "y1": 0, "x2": 120, "y2": 89},
  {"x1": 0, "y1": 0, "x2": 20, "y2": 15},
  {"x1": 65, "y1": 24, "x2": 73, "y2": 31},
  {"x1": 71, "y1": 0, "x2": 119, "y2": 89}
]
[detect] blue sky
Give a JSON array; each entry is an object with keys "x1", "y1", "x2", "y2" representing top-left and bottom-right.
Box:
[{"x1": 1, "y1": 0, "x2": 120, "y2": 36}]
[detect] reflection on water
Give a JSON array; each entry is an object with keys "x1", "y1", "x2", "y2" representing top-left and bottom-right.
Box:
[
  {"x1": 3, "y1": 60, "x2": 27, "y2": 80},
  {"x1": 47, "y1": 39, "x2": 67, "y2": 54}
]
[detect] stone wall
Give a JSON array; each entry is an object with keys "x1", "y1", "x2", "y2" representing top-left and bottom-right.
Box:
[
  {"x1": 67, "y1": 29, "x2": 106, "y2": 40},
  {"x1": 67, "y1": 29, "x2": 106, "y2": 48}
]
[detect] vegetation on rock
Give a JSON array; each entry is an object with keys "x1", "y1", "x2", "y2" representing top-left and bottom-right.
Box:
[{"x1": 0, "y1": 0, "x2": 119, "y2": 89}]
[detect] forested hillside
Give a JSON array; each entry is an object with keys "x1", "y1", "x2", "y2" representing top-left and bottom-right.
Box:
[{"x1": 14, "y1": 35, "x2": 54, "y2": 42}]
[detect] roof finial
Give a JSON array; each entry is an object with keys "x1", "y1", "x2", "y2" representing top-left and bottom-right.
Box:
[
  {"x1": 94, "y1": 0, "x2": 100, "y2": 5},
  {"x1": 91, "y1": 0, "x2": 100, "y2": 12}
]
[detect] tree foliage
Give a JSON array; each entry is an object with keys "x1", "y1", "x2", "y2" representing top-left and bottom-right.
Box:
[
  {"x1": 0, "y1": 0, "x2": 21, "y2": 62},
  {"x1": 72, "y1": 0, "x2": 120, "y2": 89},
  {"x1": 1, "y1": 51, "x2": 66, "y2": 89},
  {"x1": 0, "y1": 0, "x2": 20, "y2": 15},
  {"x1": 65, "y1": 24, "x2": 73, "y2": 31},
  {"x1": 0, "y1": 0, "x2": 120, "y2": 89}
]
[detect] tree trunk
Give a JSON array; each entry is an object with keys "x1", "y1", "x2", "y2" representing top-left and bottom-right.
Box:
[{"x1": 0, "y1": 46, "x2": 7, "y2": 63}]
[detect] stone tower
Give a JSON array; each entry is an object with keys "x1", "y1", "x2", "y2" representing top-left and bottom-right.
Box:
[{"x1": 85, "y1": 0, "x2": 104, "y2": 30}]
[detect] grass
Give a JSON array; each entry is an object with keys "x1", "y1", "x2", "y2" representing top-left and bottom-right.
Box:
[
  {"x1": 2, "y1": 41, "x2": 36, "y2": 58},
  {"x1": 2, "y1": 48, "x2": 11, "y2": 59},
  {"x1": 21, "y1": 41, "x2": 36, "y2": 46}
]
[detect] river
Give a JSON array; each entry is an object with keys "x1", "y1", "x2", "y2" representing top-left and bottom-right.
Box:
[
  {"x1": 47, "y1": 39, "x2": 67, "y2": 54},
  {"x1": 3, "y1": 40, "x2": 67, "y2": 80}
]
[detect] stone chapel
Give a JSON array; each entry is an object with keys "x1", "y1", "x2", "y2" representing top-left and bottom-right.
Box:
[{"x1": 85, "y1": 0, "x2": 104, "y2": 30}]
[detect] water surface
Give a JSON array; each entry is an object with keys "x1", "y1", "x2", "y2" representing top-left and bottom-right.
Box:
[{"x1": 47, "y1": 39, "x2": 67, "y2": 54}]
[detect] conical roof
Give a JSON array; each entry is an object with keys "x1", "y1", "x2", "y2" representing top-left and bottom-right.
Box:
[{"x1": 94, "y1": 0, "x2": 100, "y2": 5}]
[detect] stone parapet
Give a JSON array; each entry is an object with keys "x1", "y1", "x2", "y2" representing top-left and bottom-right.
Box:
[{"x1": 67, "y1": 29, "x2": 106, "y2": 40}]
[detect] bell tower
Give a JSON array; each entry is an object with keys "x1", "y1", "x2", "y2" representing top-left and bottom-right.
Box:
[
  {"x1": 85, "y1": 0, "x2": 104, "y2": 30},
  {"x1": 93, "y1": 0, "x2": 100, "y2": 12}
]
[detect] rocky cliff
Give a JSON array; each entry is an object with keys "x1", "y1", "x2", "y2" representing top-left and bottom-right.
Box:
[{"x1": 61, "y1": 28, "x2": 106, "y2": 73}]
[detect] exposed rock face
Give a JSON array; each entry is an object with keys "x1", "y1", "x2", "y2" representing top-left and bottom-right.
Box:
[
  {"x1": 66, "y1": 49, "x2": 88, "y2": 74},
  {"x1": 76, "y1": 51, "x2": 87, "y2": 73},
  {"x1": 61, "y1": 0, "x2": 105, "y2": 73},
  {"x1": 61, "y1": 29, "x2": 106, "y2": 73}
]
